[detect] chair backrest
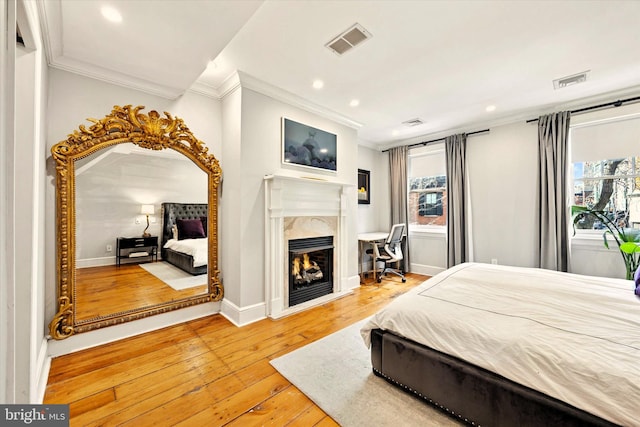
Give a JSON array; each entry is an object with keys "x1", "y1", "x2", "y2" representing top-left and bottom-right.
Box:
[
  {"x1": 386, "y1": 223, "x2": 405, "y2": 245},
  {"x1": 384, "y1": 223, "x2": 405, "y2": 261}
]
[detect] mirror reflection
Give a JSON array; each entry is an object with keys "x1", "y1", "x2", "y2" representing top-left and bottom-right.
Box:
[
  {"x1": 74, "y1": 144, "x2": 208, "y2": 322},
  {"x1": 49, "y1": 105, "x2": 223, "y2": 339}
]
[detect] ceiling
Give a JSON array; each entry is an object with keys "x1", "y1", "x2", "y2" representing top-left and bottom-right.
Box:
[{"x1": 37, "y1": 0, "x2": 640, "y2": 150}]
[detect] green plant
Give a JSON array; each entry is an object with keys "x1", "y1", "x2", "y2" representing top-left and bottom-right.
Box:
[{"x1": 571, "y1": 205, "x2": 640, "y2": 280}]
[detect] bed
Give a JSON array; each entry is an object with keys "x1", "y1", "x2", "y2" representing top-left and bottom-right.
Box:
[
  {"x1": 161, "y1": 202, "x2": 208, "y2": 275},
  {"x1": 361, "y1": 262, "x2": 639, "y2": 426}
]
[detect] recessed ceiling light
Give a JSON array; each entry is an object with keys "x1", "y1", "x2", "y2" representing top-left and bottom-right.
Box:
[
  {"x1": 312, "y1": 80, "x2": 324, "y2": 89},
  {"x1": 392, "y1": 130, "x2": 400, "y2": 136},
  {"x1": 486, "y1": 105, "x2": 496, "y2": 112},
  {"x1": 349, "y1": 99, "x2": 360, "y2": 107},
  {"x1": 101, "y1": 6, "x2": 122, "y2": 23}
]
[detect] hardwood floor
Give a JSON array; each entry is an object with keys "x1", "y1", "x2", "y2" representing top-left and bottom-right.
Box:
[
  {"x1": 75, "y1": 264, "x2": 207, "y2": 321},
  {"x1": 44, "y1": 273, "x2": 427, "y2": 426}
]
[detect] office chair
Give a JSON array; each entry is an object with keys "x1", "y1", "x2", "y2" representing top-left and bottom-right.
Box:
[{"x1": 372, "y1": 223, "x2": 406, "y2": 283}]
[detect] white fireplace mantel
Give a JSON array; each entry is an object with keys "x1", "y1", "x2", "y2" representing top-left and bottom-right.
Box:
[{"x1": 264, "y1": 174, "x2": 355, "y2": 318}]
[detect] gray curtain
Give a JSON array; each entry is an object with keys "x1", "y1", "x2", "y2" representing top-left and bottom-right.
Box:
[
  {"x1": 445, "y1": 133, "x2": 468, "y2": 267},
  {"x1": 388, "y1": 146, "x2": 410, "y2": 272},
  {"x1": 536, "y1": 111, "x2": 571, "y2": 271}
]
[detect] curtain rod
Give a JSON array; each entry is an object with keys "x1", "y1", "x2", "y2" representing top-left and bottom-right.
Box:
[
  {"x1": 525, "y1": 95, "x2": 640, "y2": 123},
  {"x1": 382, "y1": 128, "x2": 490, "y2": 153}
]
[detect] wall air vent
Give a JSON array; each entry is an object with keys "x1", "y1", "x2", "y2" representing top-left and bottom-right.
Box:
[
  {"x1": 326, "y1": 23, "x2": 372, "y2": 56},
  {"x1": 553, "y1": 70, "x2": 590, "y2": 90},
  {"x1": 402, "y1": 118, "x2": 424, "y2": 127}
]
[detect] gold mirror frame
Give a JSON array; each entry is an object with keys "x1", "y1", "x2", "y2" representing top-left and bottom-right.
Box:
[{"x1": 49, "y1": 105, "x2": 223, "y2": 339}]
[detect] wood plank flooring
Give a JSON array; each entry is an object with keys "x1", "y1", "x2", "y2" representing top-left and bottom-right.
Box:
[
  {"x1": 75, "y1": 264, "x2": 207, "y2": 321},
  {"x1": 44, "y1": 273, "x2": 428, "y2": 426}
]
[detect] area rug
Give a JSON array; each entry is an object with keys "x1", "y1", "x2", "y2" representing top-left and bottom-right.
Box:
[
  {"x1": 139, "y1": 262, "x2": 206, "y2": 291},
  {"x1": 270, "y1": 319, "x2": 463, "y2": 426}
]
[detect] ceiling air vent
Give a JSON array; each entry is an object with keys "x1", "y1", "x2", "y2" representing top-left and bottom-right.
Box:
[
  {"x1": 326, "y1": 23, "x2": 372, "y2": 56},
  {"x1": 553, "y1": 71, "x2": 590, "y2": 90},
  {"x1": 402, "y1": 118, "x2": 424, "y2": 127}
]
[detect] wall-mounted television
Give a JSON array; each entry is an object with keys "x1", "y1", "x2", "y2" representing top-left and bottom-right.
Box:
[{"x1": 282, "y1": 118, "x2": 337, "y2": 172}]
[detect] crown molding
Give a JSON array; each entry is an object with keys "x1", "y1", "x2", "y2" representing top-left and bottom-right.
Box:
[
  {"x1": 37, "y1": 0, "x2": 185, "y2": 99},
  {"x1": 377, "y1": 85, "x2": 640, "y2": 152},
  {"x1": 233, "y1": 71, "x2": 362, "y2": 131},
  {"x1": 187, "y1": 81, "x2": 220, "y2": 99},
  {"x1": 49, "y1": 56, "x2": 184, "y2": 99}
]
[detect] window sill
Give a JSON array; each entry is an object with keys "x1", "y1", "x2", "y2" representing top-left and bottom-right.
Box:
[
  {"x1": 409, "y1": 227, "x2": 446, "y2": 237},
  {"x1": 570, "y1": 234, "x2": 616, "y2": 252}
]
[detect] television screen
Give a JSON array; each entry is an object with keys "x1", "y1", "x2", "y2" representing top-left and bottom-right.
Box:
[{"x1": 282, "y1": 118, "x2": 337, "y2": 172}]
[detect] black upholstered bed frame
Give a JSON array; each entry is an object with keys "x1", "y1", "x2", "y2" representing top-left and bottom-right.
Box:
[
  {"x1": 161, "y1": 202, "x2": 208, "y2": 276},
  {"x1": 370, "y1": 329, "x2": 619, "y2": 427}
]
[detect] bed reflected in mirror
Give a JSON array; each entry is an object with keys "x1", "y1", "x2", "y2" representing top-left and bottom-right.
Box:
[{"x1": 74, "y1": 144, "x2": 208, "y2": 322}]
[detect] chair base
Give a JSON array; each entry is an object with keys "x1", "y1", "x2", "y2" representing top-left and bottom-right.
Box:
[{"x1": 376, "y1": 267, "x2": 406, "y2": 283}]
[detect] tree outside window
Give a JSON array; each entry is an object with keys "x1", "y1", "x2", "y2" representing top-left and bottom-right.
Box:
[{"x1": 573, "y1": 156, "x2": 640, "y2": 230}]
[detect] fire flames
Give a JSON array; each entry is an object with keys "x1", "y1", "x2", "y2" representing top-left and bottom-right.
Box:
[{"x1": 292, "y1": 253, "x2": 323, "y2": 286}]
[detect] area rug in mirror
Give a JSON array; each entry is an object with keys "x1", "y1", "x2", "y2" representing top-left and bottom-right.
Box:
[{"x1": 140, "y1": 262, "x2": 206, "y2": 291}]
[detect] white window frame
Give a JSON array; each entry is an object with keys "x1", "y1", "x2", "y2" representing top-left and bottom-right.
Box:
[
  {"x1": 569, "y1": 109, "x2": 640, "y2": 238},
  {"x1": 407, "y1": 144, "x2": 446, "y2": 233}
]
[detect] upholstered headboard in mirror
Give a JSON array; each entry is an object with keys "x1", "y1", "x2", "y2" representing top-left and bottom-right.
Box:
[{"x1": 161, "y1": 202, "x2": 208, "y2": 276}]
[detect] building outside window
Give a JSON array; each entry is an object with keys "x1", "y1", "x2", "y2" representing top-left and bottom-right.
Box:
[
  {"x1": 419, "y1": 191, "x2": 444, "y2": 217},
  {"x1": 408, "y1": 144, "x2": 447, "y2": 229}
]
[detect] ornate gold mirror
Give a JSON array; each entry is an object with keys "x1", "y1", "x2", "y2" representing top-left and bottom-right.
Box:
[{"x1": 49, "y1": 105, "x2": 223, "y2": 339}]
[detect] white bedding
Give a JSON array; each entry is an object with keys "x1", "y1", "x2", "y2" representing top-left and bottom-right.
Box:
[
  {"x1": 361, "y1": 262, "x2": 640, "y2": 425},
  {"x1": 163, "y1": 238, "x2": 208, "y2": 267}
]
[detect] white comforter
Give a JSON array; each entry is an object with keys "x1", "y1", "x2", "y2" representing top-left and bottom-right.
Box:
[
  {"x1": 163, "y1": 238, "x2": 208, "y2": 267},
  {"x1": 361, "y1": 262, "x2": 640, "y2": 426}
]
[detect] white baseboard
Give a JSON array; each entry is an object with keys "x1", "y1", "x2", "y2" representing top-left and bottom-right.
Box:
[
  {"x1": 47, "y1": 302, "x2": 221, "y2": 357},
  {"x1": 76, "y1": 256, "x2": 115, "y2": 268},
  {"x1": 410, "y1": 263, "x2": 445, "y2": 277},
  {"x1": 345, "y1": 274, "x2": 361, "y2": 291},
  {"x1": 35, "y1": 337, "x2": 50, "y2": 403},
  {"x1": 220, "y1": 299, "x2": 267, "y2": 327}
]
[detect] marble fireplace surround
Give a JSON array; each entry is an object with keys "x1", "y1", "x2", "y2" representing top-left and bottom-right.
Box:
[{"x1": 264, "y1": 174, "x2": 353, "y2": 318}]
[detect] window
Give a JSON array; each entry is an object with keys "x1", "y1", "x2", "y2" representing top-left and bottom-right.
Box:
[
  {"x1": 408, "y1": 144, "x2": 446, "y2": 229},
  {"x1": 571, "y1": 113, "x2": 640, "y2": 231},
  {"x1": 573, "y1": 157, "x2": 640, "y2": 229},
  {"x1": 418, "y1": 188, "x2": 444, "y2": 217}
]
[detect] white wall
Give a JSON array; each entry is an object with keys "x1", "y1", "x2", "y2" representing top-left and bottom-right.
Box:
[
  {"x1": 46, "y1": 69, "x2": 222, "y2": 155},
  {"x1": 400, "y1": 122, "x2": 539, "y2": 277},
  {"x1": 0, "y1": 0, "x2": 11, "y2": 404},
  {"x1": 220, "y1": 86, "x2": 242, "y2": 305},
  {"x1": 357, "y1": 145, "x2": 390, "y2": 233},
  {"x1": 467, "y1": 121, "x2": 539, "y2": 267},
  {"x1": 220, "y1": 87, "x2": 359, "y2": 318},
  {"x1": 1, "y1": 0, "x2": 50, "y2": 403}
]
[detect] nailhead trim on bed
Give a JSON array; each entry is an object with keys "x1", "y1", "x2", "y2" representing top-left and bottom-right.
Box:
[{"x1": 372, "y1": 366, "x2": 478, "y2": 426}]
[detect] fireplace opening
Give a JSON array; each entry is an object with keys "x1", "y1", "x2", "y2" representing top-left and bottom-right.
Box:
[{"x1": 288, "y1": 236, "x2": 334, "y2": 307}]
